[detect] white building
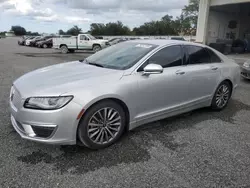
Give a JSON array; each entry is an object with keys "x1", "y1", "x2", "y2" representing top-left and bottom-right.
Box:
[{"x1": 196, "y1": 0, "x2": 250, "y2": 44}]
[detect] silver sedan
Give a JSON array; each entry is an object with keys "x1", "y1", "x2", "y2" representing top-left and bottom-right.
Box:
[{"x1": 10, "y1": 40, "x2": 240, "y2": 149}]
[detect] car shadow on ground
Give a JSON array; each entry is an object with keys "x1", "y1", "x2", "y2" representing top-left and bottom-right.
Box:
[{"x1": 15, "y1": 98, "x2": 250, "y2": 175}]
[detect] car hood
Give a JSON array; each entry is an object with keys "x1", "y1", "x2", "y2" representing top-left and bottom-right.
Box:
[{"x1": 14, "y1": 61, "x2": 123, "y2": 98}]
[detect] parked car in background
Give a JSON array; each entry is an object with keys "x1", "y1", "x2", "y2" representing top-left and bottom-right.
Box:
[
  {"x1": 37, "y1": 38, "x2": 53, "y2": 48},
  {"x1": 55, "y1": 35, "x2": 72, "y2": 38},
  {"x1": 241, "y1": 61, "x2": 250, "y2": 80},
  {"x1": 10, "y1": 40, "x2": 240, "y2": 149},
  {"x1": 25, "y1": 36, "x2": 41, "y2": 46},
  {"x1": 108, "y1": 38, "x2": 127, "y2": 45},
  {"x1": 53, "y1": 34, "x2": 110, "y2": 53},
  {"x1": 94, "y1": 36, "x2": 104, "y2": 39},
  {"x1": 31, "y1": 36, "x2": 52, "y2": 47},
  {"x1": 18, "y1": 36, "x2": 32, "y2": 45},
  {"x1": 171, "y1": 36, "x2": 185, "y2": 41}
]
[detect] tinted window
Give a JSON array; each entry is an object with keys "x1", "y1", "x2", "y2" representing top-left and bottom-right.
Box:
[
  {"x1": 186, "y1": 46, "x2": 211, "y2": 64},
  {"x1": 147, "y1": 46, "x2": 183, "y2": 68},
  {"x1": 206, "y1": 48, "x2": 222, "y2": 62}
]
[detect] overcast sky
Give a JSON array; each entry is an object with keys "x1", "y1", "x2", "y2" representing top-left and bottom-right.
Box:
[{"x1": 0, "y1": 0, "x2": 189, "y2": 33}]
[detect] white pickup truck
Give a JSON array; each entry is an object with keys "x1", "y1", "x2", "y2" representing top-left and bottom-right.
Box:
[{"x1": 53, "y1": 34, "x2": 110, "y2": 53}]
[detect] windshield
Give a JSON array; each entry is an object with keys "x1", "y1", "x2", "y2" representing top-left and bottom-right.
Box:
[
  {"x1": 86, "y1": 42, "x2": 157, "y2": 70},
  {"x1": 86, "y1": 34, "x2": 96, "y2": 40}
]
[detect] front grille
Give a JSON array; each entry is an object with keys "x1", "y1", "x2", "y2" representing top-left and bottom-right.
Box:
[{"x1": 31, "y1": 126, "x2": 56, "y2": 138}]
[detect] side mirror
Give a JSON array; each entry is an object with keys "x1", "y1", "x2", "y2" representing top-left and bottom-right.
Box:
[{"x1": 143, "y1": 64, "x2": 163, "y2": 75}]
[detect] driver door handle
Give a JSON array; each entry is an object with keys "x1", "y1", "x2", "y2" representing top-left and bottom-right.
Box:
[{"x1": 175, "y1": 70, "x2": 185, "y2": 75}]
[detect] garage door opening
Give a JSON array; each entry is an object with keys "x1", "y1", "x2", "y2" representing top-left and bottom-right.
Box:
[{"x1": 197, "y1": 1, "x2": 250, "y2": 55}]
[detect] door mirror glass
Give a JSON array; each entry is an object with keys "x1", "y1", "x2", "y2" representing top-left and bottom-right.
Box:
[{"x1": 143, "y1": 64, "x2": 163, "y2": 75}]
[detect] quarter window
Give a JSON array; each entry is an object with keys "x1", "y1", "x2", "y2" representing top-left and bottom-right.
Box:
[
  {"x1": 185, "y1": 46, "x2": 211, "y2": 65},
  {"x1": 147, "y1": 45, "x2": 183, "y2": 68}
]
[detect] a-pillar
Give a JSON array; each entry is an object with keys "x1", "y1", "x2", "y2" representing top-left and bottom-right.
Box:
[{"x1": 196, "y1": 0, "x2": 211, "y2": 44}]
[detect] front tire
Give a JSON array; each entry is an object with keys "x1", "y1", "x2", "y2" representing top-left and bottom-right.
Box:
[
  {"x1": 77, "y1": 100, "x2": 126, "y2": 149},
  {"x1": 93, "y1": 44, "x2": 101, "y2": 52},
  {"x1": 43, "y1": 44, "x2": 48, "y2": 48},
  {"x1": 211, "y1": 81, "x2": 232, "y2": 110}
]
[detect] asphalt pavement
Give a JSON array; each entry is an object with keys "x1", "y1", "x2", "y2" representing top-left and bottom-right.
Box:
[{"x1": 0, "y1": 38, "x2": 250, "y2": 188}]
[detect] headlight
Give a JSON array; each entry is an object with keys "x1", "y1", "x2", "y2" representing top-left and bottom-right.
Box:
[
  {"x1": 24, "y1": 96, "x2": 73, "y2": 110},
  {"x1": 243, "y1": 62, "x2": 250, "y2": 68}
]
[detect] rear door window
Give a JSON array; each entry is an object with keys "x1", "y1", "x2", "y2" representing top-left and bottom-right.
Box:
[
  {"x1": 185, "y1": 46, "x2": 211, "y2": 65},
  {"x1": 206, "y1": 48, "x2": 222, "y2": 63}
]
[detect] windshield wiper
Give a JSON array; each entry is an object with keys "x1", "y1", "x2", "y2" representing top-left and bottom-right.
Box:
[{"x1": 88, "y1": 62, "x2": 104, "y2": 68}]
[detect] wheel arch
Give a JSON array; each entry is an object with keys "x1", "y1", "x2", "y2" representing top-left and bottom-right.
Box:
[
  {"x1": 223, "y1": 79, "x2": 233, "y2": 90},
  {"x1": 92, "y1": 43, "x2": 101, "y2": 48},
  {"x1": 59, "y1": 44, "x2": 67, "y2": 48},
  {"x1": 77, "y1": 97, "x2": 130, "y2": 131}
]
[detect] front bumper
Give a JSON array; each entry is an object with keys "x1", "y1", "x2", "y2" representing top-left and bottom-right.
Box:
[
  {"x1": 241, "y1": 66, "x2": 250, "y2": 80},
  {"x1": 10, "y1": 87, "x2": 82, "y2": 145}
]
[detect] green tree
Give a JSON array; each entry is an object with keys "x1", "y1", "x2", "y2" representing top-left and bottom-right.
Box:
[
  {"x1": 90, "y1": 21, "x2": 131, "y2": 36},
  {"x1": 181, "y1": 0, "x2": 199, "y2": 35},
  {"x1": 133, "y1": 14, "x2": 177, "y2": 36},
  {"x1": 26, "y1": 31, "x2": 39, "y2": 36},
  {"x1": 11, "y1": 26, "x2": 26, "y2": 36},
  {"x1": 66, "y1": 25, "x2": 82, "y2": 36},
  {"x1": 90, "y1": 23, "x2": 105, "y2": 35},
  {"x1": 58, "y1": 29, "x2": 66, "y2": 35}
]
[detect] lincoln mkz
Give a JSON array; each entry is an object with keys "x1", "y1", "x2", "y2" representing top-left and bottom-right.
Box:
[{"x1": 10, "y1": 40, "x2": 240, "y2": 149}]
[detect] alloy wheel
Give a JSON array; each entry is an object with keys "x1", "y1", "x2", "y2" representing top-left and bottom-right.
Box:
[
  {"x1": 215, "y1": 84, "x2": 230, "y2": 108},
  {"x1": 87, "y1": 107, "x2": 121, "y2": 144}
]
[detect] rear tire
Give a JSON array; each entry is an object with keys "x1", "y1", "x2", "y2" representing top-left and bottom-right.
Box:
[
  {"x1": 77, "y1": 100, "x2": 126, "y2": 149},
  {"x1": 60, "y1": 45, "x2": 68, "y2": 54},
  {"x1": 211, "y1": 81, "x2": 232, "y2": 110}
]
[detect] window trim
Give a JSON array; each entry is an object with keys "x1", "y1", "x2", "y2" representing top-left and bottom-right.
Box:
[{"x1": 136, "y1": 44, "x2": 185, "y2": 72}]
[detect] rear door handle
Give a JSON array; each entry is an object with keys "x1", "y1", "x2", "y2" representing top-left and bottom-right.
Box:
[
  {"x1": 176, "y1": 70, "x2": 185, "y2": 75},
  {"x1": 211, "y1": 66, "x2": 218, "y2": 70}
]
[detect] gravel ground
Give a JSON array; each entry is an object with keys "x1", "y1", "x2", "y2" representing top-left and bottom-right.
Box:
[{"x1": 0, "y1": 38, "x2": 250, "y2": 188}]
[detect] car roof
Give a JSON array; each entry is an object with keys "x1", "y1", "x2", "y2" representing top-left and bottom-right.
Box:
[{"x1": 125, "y1": 39, "x2": 204, "y2": 47}]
